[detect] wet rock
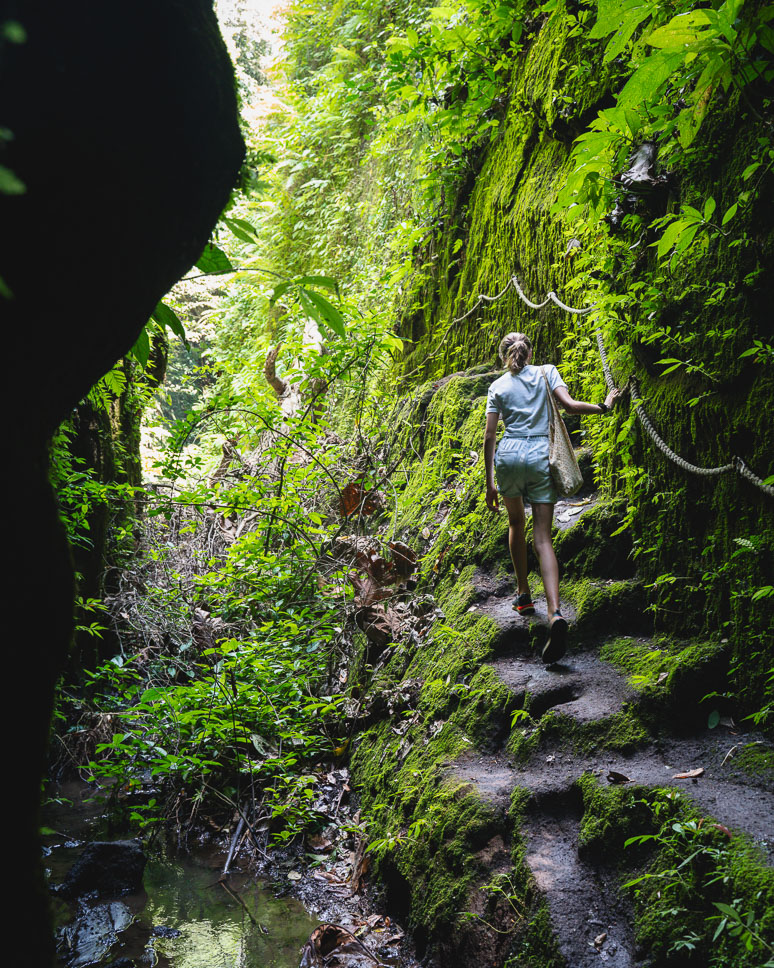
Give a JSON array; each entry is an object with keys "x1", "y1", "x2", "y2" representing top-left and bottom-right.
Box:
[
  {"x1": 58, "y1": 900, "x2": 134, "y2": 967},
  {"x1": 605, "y1": 141, "x2": 670, "y2": 230},
  {"x1": 152, "y1": 925, "x2": 182, "y2": 938},
  {"x1": 58, "y1": 840, "x2": 147, "y2": 898}
]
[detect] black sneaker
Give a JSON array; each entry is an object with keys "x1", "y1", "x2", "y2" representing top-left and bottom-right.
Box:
[
  {"x1": 513, "y1": 593, "x2": 535, "y2": 615},
  {"x1": 542, "y1": 612, "x2": 568, "y2": 664}
]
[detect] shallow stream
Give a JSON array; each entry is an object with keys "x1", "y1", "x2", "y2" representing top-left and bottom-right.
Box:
[{"x1": 44, "y1": 783, "x2": 321, "y2": 968}]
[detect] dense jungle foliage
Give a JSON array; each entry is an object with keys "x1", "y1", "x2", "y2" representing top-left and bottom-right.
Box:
[{"x1": 49, "y1": 0, "x2": 773, "y2": 964}]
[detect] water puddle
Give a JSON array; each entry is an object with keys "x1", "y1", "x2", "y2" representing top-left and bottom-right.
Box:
[{"x1": 44, "y1": 784, "x2": 322, "y2": 968}]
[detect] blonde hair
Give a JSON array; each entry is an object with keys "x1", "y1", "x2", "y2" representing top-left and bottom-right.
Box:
[{"x1": 498, "y1": 332, "x2": 532, "y2": 374}]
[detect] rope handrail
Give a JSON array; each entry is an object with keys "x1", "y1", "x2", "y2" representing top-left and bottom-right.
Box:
[
  {"x1": 505, "y1": 277, "x2": 773, "y2": 499},
  {"x1": 411, "y1": 271, "x2": 770, "y2": 497}
]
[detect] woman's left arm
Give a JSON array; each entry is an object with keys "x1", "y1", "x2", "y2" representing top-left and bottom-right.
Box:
[
  {"x1": 484, "y1": 411, "x2": 500, "y2": 512},
  {"x1": 553, "y1": 385, "x2": 623, "y2": 414}
]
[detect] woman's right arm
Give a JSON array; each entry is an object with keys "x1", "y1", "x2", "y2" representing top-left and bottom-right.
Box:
[
  {"x1": 484, "y1": 411, "x2": 500, "y2": 511},
  {"x1": 553, "y1": 385, "x2": 622, "y2": 414}
]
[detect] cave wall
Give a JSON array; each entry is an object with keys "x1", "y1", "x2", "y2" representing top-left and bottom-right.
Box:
[{"x1": 1, "y1": 2, "x2": 244, "y2": 962}]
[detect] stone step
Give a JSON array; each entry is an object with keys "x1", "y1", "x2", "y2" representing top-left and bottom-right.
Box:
[{"x1": 489, "y1": 651, "x2": 636, "y2": 723}]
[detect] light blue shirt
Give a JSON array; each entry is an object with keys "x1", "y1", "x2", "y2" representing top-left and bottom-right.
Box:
[{"x1": 486, "y1": 364, "x2": 567, "y2": 436}]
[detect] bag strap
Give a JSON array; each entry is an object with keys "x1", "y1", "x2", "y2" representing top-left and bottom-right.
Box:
[{"x1": 540, "y1": 366, "x2": 556, "y2": 430}]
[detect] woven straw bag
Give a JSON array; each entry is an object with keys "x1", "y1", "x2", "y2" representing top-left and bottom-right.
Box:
[{"x1": 541, "y1": 366, "x2": 583, "y2": 497}]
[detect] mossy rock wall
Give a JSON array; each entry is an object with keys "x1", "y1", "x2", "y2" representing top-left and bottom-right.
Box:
[
  {"x1": 350, "y1": 370, "x2": 772, "y2": 967},
  {"x1": 393, "y1": 0, "x2": 773, "y2": 717}
]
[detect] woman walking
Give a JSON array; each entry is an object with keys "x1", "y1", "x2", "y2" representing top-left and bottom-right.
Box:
[{"x1": 484, "y1": 332, "x2": 621, "y2": 664}]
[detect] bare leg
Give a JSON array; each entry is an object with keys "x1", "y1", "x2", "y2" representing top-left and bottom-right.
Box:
[
  {"x1": 502, "y1": 496, "x2": 530, "y2": 596},
  {"x1": 531, "y1": 502, "x2": 560, "y2": 615}
]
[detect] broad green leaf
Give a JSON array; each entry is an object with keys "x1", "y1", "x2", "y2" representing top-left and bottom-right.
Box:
[
  {"x1": 652, "y1": 219, "x2": 686, "y2": 258},
  {"x1": 601, "y1": 6, "x2": 655, "y2": 62},
  {"x1": 130, "y1": 326, "x2": 150, "y2": 366},
  {"x1": 151, "y1": 302, "x2": 187, "y2": 342},
  {"x1": 677, "y1": 61, "x2": 718, "y2": 147},
  {"x1": 269, "y1": 280, "x2": 293, "y2": 305},
  {"x1": 590, "y1": 0, "x2": 650, "y2": 40},
  {"x1": 703, "y1": 196, "x2": 716, "y2": 221},
  {"x1": 195, "y1": 242, "x2": 233, "y2": 274},
  {"x1": 293, "y1": 274, "x2": 340, "y2": 297},
  {"x1": 300, "y1": 288, "x2": 347, "y2": 338},
  {"x1": 646, "y1": 10, "x2": 712, "y2": 49},
  {"x1": 223, "y1": 216, "x2": 258, "y2": 245},
  {"x1": 0, "y1": 164, "x2": 25, "y2": 195},
  {"x1": 624, "y1": 107, "x2": 642, "y2": 137},
  {"x1": 674, "y1": 222, "x2": 700, "y2": 255},
  {"x1": 617, "y1": 50, "x2": 684, "y2": 107}
]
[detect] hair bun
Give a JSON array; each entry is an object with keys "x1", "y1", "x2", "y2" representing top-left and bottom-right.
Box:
[{"x1": 498, "y1": 332, "x2": 532, "y2": 374}]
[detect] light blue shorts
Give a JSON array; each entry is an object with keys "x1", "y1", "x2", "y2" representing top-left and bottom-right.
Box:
[{"x1": 494, "y1": 435, "x2": 557, "y2": 504}]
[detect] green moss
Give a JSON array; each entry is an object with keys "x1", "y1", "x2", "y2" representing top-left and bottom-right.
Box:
[
  {"x1": 576, "y1": 773, "x2": 648, "y2": 859},
  {"x1": 600, "y1": 635, "x2": 730, "y2": 730},
  {"x1": 573, "y1": 778, "x2": 774, "y2": 966},
  {"x1": 507, "y1": 704, "x2": 649, "y2": 764},
  {"x1": 553, "y1": 497, "x2": 635, "y2": 580},
  {"x1": 627, "y1": 793, "x2": 774, "y2": 967},
  {"x1": 733, "y1": 742, "x2": 774, "y2": 782},
  {"x1": 566, "y1": 579, "x2": 651, "y2": 643},
  {"x1": 351, "y1": 712, "x2": 505, "y2": 933}
]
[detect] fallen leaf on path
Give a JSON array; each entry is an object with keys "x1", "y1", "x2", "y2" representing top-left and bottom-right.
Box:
[
  {"x1": 672, "y1": 767, "x2": 704, "y2": 779},
  {"x1": 594, "y1": 932, "x2": 607, "y2": 947},
  {"x1": 607, "y1": 771, "x2": 632, "y2": 784}
]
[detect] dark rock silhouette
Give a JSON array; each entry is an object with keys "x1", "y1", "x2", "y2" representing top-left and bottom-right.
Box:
[
  {"x1": 58, "y1": 841, "x2": 147, "y2": 898},
  {"x1": 2, "y1": 2, "x2": 244, "y2": 963}
]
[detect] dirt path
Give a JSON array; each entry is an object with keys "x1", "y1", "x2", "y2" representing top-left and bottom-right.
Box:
[{"x1": 443, "y1": 497, "x2": 774, "y2": 967}]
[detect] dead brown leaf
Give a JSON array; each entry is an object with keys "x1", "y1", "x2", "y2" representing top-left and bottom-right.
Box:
[
  {"x1": 607, "y1": 770, "x2": 632, "y2": 784},
  {"x1": 350, "y1": 574, "x2": 392, "y2": 608},
  {"x1": 387, "y1": 540, "x2": 417, "y2": 580},
  {"x1": 672, "y1": 767, "x2": 704, "y2": 779},
  {"x1": 355, "y1": 604, "x2": 400, "y2": 647},
  {"x1": 339, "y1": 482, "x2": 382, "y2": 518},
  {"x1": 299, "y1": 923, "x2": 381, "y2": 967}
]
